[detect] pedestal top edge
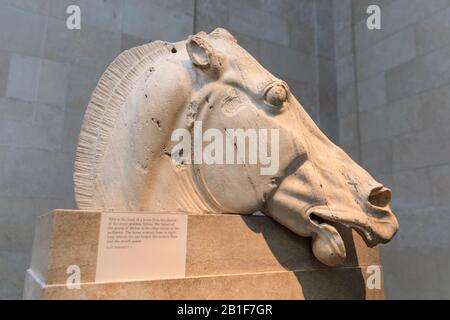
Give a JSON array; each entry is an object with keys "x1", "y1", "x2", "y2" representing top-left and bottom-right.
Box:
[{"x1": 39, "y1": 209, "x2": 266, "y2": 218}]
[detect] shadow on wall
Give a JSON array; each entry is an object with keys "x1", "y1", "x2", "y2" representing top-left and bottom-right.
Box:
[{"x1": 242, "y1": 216, "x2": 367, "y2": 299}]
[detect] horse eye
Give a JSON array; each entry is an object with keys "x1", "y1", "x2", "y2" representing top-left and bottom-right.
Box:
[{"x1": 264, "y1": 84, "x2": 288, "y2": 108}]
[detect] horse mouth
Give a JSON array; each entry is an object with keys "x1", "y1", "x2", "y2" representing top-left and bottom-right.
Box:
[
  {"x1": 306, "y1": 210, "x2": 347, "y2": 266},
  {"x1": 309, "y1": 210, "x2": 382, "y2": 247},
  {"x1": 307, "y1": 189, "x2": 399, "y2": 266}
]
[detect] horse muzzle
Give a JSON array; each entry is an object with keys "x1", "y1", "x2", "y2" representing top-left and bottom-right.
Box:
[
  {"x1": 309, "y1": 186, "x2": 399, "y2": 248},
  {"x1": 263, "y1": 157, "x2": 399, "y2": 266}
]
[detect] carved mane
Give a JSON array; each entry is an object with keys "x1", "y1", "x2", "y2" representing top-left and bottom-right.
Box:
[{"x1": 74, "y1": 41, "x2": 174, "y2": 209}]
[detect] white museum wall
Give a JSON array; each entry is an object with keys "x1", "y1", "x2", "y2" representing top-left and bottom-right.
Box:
[{"x1": 334, "y1": 0, "x2": 450, "y2": 299}]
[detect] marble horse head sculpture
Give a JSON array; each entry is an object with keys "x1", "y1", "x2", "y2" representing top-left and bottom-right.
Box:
[{"x1": 74, "y1": 28, "x2": 398, "y2": 266}]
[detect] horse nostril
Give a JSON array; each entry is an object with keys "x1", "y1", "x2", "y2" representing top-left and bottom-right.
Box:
[{"x1": 368, "y1": 187, "x2": 391, "y2": 207}]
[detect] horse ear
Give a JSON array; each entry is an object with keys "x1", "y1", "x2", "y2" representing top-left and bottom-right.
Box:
[
  {"x1": 186, "y1": 32, "x2": 212, "y2": 69},
  {"x1": 210, "y1": 28, "x2": 237, "y2": 43}
]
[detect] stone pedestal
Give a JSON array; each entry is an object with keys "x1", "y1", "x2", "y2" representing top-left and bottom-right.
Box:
[{"x1": 24, "y1": 210, "x2": 384, "y2": 299}]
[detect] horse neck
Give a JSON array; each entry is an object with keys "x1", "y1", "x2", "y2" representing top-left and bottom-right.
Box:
[{"x1": 92, "y1": 59, "x2": 218, "y2": 213}]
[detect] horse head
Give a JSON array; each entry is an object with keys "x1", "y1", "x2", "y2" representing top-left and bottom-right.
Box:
[{"x1": 74, "y1": 28, "x2": 398, "y2": 266}]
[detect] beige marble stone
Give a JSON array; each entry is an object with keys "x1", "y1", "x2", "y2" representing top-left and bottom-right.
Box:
[
  {"x1": 25, "y1": 267, "x2": 383, "y2": 300},
  {"x1": 73, "y1": 28, "x2": 398, "y2": 266},
  {"x1": 24, "y1": 210, "x2": 383, "y2": 300}
]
